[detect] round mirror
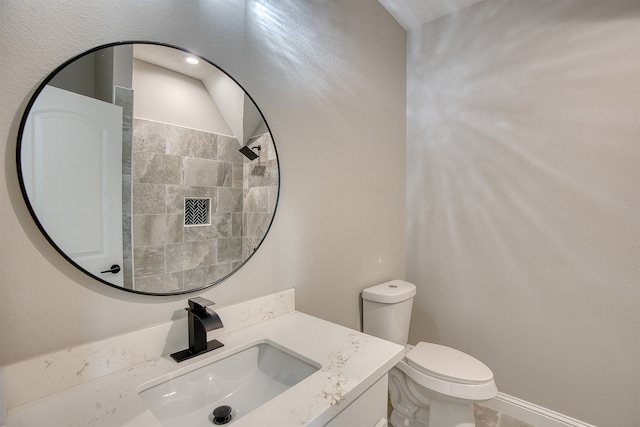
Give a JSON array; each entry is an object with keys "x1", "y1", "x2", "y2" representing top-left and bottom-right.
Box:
[{"x1": 17, "y1": 42, "x2": 279, "y2": 295}]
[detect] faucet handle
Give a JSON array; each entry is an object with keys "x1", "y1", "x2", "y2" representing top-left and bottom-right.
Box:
[{"x1": 188, "y1": 297, "x2": 215, "y2": 312}]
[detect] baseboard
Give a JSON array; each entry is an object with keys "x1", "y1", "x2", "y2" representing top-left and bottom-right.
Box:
[{"x1": 481, "y1": 392, "x2": 597, "y2": 427}]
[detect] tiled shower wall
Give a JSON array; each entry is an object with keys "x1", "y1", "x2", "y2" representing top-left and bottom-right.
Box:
[
  {"x1": 242, "y1": 131, "x2": 278, "y2": 259},
  {"x1": 114, "y1": 86, "x2": 134, "y2": 289},
  {"x1": 131, "y1": 118, "x2": 247, "y2": 293}
]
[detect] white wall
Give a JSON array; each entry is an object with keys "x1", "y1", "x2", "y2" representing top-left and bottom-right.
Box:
[
  {"x1": 0, "y1": 0, "x2": 406, "y2": 365},
  {"x1": 132, "y1": 58, "x2": 234, "y2": 135},
  {"x1": 406, "y1": 1, "x2": 639, "y2": 426}
]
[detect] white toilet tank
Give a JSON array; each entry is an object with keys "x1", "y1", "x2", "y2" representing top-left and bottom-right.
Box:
[{"x1": 362, "y1": 280, "x2": 416, "y2": 345}]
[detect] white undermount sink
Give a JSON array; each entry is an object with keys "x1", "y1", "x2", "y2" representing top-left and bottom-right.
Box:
[{"x1": 138, "y1": 341, "x2": 320, "y2": 426}]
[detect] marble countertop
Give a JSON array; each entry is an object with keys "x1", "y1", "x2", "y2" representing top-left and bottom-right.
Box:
[{"x1": 6, "y1": 311, "x2": 404, "y2": 427}]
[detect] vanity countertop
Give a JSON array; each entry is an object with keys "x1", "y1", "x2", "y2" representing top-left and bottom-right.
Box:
[{"x1": 6, "y1": 310, "x2": 404, "y2": 427}]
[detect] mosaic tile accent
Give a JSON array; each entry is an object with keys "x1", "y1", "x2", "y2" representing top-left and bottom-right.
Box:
[{"x1": 184, "y1": 198, "x2": 210, "y2": 226}]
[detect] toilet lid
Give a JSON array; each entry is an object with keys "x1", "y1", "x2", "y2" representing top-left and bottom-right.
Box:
[{"x1": 405, "y1": 343, "x2": 494, "y2": 384}]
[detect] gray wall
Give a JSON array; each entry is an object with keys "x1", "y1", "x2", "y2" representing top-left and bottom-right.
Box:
[
  {"x1": 0, "y1": 0, "x2": 406, "y2": 364},
  {"x1": 406, "y1": 1, "x2": 639, "y2": 426}
]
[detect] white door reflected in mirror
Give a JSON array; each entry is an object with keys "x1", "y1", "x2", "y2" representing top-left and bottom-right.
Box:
[{"x1": 21, "y1": 85, "x2": 124, "y2": 286}]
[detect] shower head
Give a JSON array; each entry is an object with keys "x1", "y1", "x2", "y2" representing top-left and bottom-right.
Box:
[{"x1": 239, "y1": 145, "x2": 261, "y2": 161}]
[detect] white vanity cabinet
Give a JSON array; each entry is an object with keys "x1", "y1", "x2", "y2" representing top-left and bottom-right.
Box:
[
  {"x1": 324, "y1": 374, "x2": 389, "y2": 427},
  {"x1": 5, "y1": 291, "x2": 402, "y2": 427}
]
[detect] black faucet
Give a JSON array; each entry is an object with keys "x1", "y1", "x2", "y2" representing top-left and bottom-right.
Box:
[{"x1": 170, "y1": 297, "x2": 224, "y2": 362}]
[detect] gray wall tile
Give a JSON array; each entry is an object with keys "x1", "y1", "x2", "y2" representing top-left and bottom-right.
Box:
[
  {"x1": 217, "y1": 188, "x2": 243, "y2": 213},
  {"x1": 165, "y1": 214, "x2": 184, "y2": 244},
  {"x1": 165, "y1": 240, "x2": 217, "y2": 273},
  {"x1": 133, "y1": 118, "x2": 167, "y2": 153},
  {"x1": 217, "y1": 134, "x2": 243, "y2": 163},
  {"x1": 218, "y1": 237, "x2": 242, "y2": 263},
  {"x1": 135, "y1": 272, "x2": 183, "y2": 293},
  {"x1": 133, "y1": 152, "x2": 183, "y2": 185},
  {"x1": 133, "y1": 183, "x2": 165, "y2": 215},
  {"x1": 133, "y1": 214, "x2": 167, "y2": 246},
  {"x1": 133, "y1": 245, "x2": 165, "y2": 277},
  {"x1": 184, "y1": 158, "x2": 223, "y2": 187}
]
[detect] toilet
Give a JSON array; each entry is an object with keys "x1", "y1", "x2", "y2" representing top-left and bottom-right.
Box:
[{"x1": 362, "y1": 280, "x2": 497, "y2": 427}]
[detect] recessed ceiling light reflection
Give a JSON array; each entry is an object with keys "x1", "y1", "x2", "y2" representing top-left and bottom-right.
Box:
[{"x1": 184, "y1": 56, "x2": 199, "y2": 65}]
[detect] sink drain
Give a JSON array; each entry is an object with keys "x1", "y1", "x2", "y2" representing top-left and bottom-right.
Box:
[{"x1": 212, "y1": 405, "x2": 233, "y2": 425}]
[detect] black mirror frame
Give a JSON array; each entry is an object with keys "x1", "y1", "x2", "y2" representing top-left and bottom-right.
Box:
[{"x1": 16, "y1": 41, "x2": 280, "y2": 296}]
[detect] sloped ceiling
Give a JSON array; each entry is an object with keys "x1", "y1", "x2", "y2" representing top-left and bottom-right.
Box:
[
  {"x1": 378, "y1": 0, "x2": 484, "y2": 30},
  {"x1": 133, "y1": 44, "x2": 263, "y2": 146}
]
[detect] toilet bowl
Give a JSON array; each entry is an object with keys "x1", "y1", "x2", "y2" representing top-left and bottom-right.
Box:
[{"x1": 362, "y1": 280, "x2": 497, "y2": 427}]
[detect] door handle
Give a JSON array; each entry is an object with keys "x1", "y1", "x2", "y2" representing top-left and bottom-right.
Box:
[{"x1": 101, "y1": 264, "x2": 121, "y2": 274}]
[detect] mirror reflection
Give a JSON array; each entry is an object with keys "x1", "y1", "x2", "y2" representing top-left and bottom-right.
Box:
[{"x1": 18, "y1": 42, "x2": 279, "y2": 295}]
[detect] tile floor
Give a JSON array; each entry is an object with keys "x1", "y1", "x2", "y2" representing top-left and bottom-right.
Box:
[
  {"x1": 474, "y1": 404, "x2": 535, "y2": 427},
  {"x1": 386, "y1": 398, "x2": 535, "y2": 427}
]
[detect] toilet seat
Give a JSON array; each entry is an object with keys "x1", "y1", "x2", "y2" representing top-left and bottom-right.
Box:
[
  {"x1": 405, "y1": 342, "x2": 493, "y2": 385},
  {"x1": 395, "y1": 342, "x2": 498, "y2": 401}
]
